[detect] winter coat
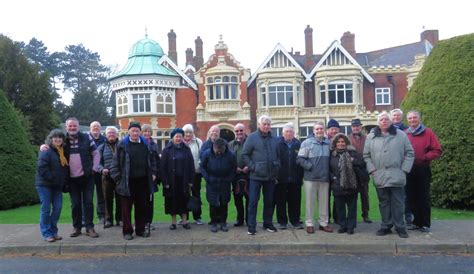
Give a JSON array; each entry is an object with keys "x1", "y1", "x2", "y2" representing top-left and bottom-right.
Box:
[
  {"x1": 296, "y1": 136, "x2": 331, "y2": 182},
  {"x1": 278, "y1": 137, "x2": 303, "y2": 184},
  {"x1": 110, "y1": 136, "x2": 156, "y2": 197},
  {"x1": 329, "y1": 143, "x2": 368, "y2": 197},
  {"x1": 160, "y1": 142, "x2": 195, "y2": 198},
  {"x1": 186, "y1": 137, "x2": 203, "y2": 173},
  {"x1": 97, "y1": 140, "x2": 117, "y2": 174},
  {"x1": 200, "y1": 146, "x2": 237, "y2": 206},
  {"x1": 35, "y1": 146, "x2": 69, "y2": 189},
  {"x1": 405, "y1": 124, "x2": 442, "y2": 166},
  {"x1": 242, "y1": 130, "x2": 280, "y2": 181},
  {"x1": 65, "y1": 132, "x2": 99, "y2": 177},
  {"x1": 363, "y1": 125, "x2": 414, "y2": 188}
]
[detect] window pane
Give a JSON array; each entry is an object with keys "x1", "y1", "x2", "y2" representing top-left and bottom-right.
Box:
[
  {"x1": 337, "y1": 90, "x2": 345, "y2": 103},
  {"x1": 157, "y1": 104, "x2": 164, "y2": 113},
  {"x1": 165, "y1": 104, "x2": 172, "y2": 113},
  {"x1": 124, "y1": 105, "x2": 128, "y2": 113},
  {"x1": 271, "y1": 128, "x2": 278, "y2": 136},
  {"x1": 166, "y1": 96, "x2": 172, "y2": 103},
  {"x1": 207, "y1": 77, "x2": 213, "y2": 83},
  {"x1": 209, "y1": 86, "x2": 214, "y2": 100},
  {"x1": 231, "y1": 85, "x2": 237, "y2": 99},
  {"x1": 277, "y1": 92, "x2": 284, "y2": 105},
  {"x1": 377, "y1": 94, "x2": 382, "y2": 104},
  {"x1": 329, "y1": 90, "x2": 336, "y2": 104},
  {"x1": 231, "y1": 76, "x2": 238, "y2": 82},
  {"x1": 277, "y1": 86, "x2": 284, "y2": 92},
  {"x1": 261, "y1": 93, "x2": 266, "y2": 106},
  {"x1": 215, "y1": 77, "x2": 221, "y2": 83},
  {"x1": 321, "y1": 91, "x2": 326, "y2": 104},
  {"x1": 223, "y1": 76, "x2": 229, "y2": 82},
  {"x1": 346, "y1": 90, "x2": 353, "y2": 103},
  {"x1": 269, "y1": 86, "x2": 276, "y2": 92},
  {"x1": 157, "y1": 95, "x2": 164, "y2": 102},
  {"x1": 384, "y1": 94, "x2": 389, "y2": 104},
  {"x1": 216, "y1": 85, "x2": 221, "y2": 99},
  {"x1": 145, "y1": 100, "x2": 150, "y2": 112},
  {"x1": 269, "y1": 93, "x2": 276, "y2": 106},
  {"x1": 224, "y1": 85, "x2": 229, "y2": 99},
  {"x1": 286, "y1": 92, "x2": 293, "y2": 105}
]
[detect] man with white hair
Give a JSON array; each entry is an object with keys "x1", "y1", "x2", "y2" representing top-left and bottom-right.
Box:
[
  {"x1": 200, "y1": 125, "x2": 221, "y2": 159},
  {"x1": 183, "y1": 124, "x2": 204, "y2": 225},
  {"x1": 97, "y1": 126, "x2": 121, "y2": 228},
  {"x1": 89, "y1": 121, "x2": 106, "y2": 224},
  {"x1": 242, "y1": 115, "x2": 280, "y2": 235},
  {"x1": 363, "y1": 111, "x2": 414, "y2": 238},
  {"x1": 390, "y1": 109, "x2": 408, "y2": 131}
]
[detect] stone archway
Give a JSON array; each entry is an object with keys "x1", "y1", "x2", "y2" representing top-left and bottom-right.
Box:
[{"x1": 217, "y1": 123, "x2": 236, "y2": 142}]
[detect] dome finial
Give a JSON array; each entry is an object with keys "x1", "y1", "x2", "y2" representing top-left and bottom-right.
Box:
[{"x1": 145, "y1": 26, "x2": 148, "y2": 38}]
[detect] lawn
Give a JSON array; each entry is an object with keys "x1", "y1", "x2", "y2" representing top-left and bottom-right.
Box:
[{"x1": 1, "y1": 180, "x2": 473, "y2": 224}]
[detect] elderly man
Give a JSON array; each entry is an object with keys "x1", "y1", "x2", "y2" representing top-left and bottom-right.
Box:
[
  {"x1": 97, "y1": 126, "x2": 121, "y2": 228},
  {"x1": 405, "y1": 111, "x2": 442, "y2": 233},
  {"x1": 242, "y1": 115, "x2": 280, "y2": 235},
  {"x1": 326, "y1": 119, "x2": 340, "y2": 140},
  {"x1": 363, "y1": 112, "x2": 414, "y2": 238},
  {"x1": 111, "y1": 122, "x2": 156, "y2": 240},
  {"x1": 66, "y1": 118, "x2": 101, "y2": 238},
  {"x1": 297, "y1": 121, "x2": 332, "y2": 234},
  {"x1": 348, "y1": 118, "x2": 372, "y2": 223},
  {"x1": 183, "y1": 124, "x2": 204, "y2": 225},
  {"x1": 89, "y1": 121, "x2": 106, "y2": 224},
  {"x1": 200, "y1": 125, "x2": 220, "y2": 159},
  {"x1": 275, "y1": 123, "x2": 304, "y2": 230},
  {"x1": 228, "y1": 123, "x2": 250, "y2": 227}
]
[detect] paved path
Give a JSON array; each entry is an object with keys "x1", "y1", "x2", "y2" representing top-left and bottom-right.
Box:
[{"x1": 0, "y1": 221, "x2": 472, "y2": 255}]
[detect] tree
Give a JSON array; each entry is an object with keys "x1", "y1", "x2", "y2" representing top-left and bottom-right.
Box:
[
  {"x1": 55, "y1": 44, "x2": 113, "y2": 125},
  {"x1": 0, "y1": 35, "x2": 59, "y2": 145},
  {"x1": 0, "y1": 90, "x2": 38, "y2": 209},
  {"x1": 401, "y1": 34, "x2": 474, "y2": 209}
]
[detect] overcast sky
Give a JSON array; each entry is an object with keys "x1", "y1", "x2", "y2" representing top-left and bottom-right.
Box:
[{"x1": 1, "y1": 0, "x2": 472, "y2": 103}]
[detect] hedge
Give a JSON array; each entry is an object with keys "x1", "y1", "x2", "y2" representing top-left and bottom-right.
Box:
[
  {"x1": 401, "y1": 34, "x2": 474, "y2": 209},
  {"x1": 0, "y1": 90, "x2": 38, "y2": 209}
]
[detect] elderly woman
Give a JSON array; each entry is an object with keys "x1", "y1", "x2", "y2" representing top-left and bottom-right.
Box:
[
  {"x1": 363, "y1": 112, "x2": 414, "y2": 238},
  {"x1": 141, "y1": 124, "x2": 161, "y2": 231},
  {"x1": 201, "y1": 138, "x2": 236, "y2": 233},
  {"x1": 97, "y1": 126, "x2": 121, "y2": 228},
  {"x1": 35, "y1": 129, "x2": 69, "y2": 242},
  {"x1": 161, "y1": 128, "x2": 195, "y2": 230},
  {"x1": 183, "y1": 124, "x2": 204, "y2": 225},
  {"x1": 329, "y1": 133, "x2": 368, "y2": 234}
]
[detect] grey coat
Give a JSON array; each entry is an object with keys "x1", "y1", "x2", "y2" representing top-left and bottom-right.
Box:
[
  {"x1": 242, "y1": 130, "x2": 280, "y2": 181},
  {"x1": 363, "y1": 125, "x2": 414, "y2": 188},
  {"x1": 296, "y1": 136, "x2": 331, "y2": 182}
]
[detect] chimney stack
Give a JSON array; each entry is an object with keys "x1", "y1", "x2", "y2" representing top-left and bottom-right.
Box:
[
  {"x1": 185, "y1": 48, "x2": 194, "y2": 66},
  {"x1": 304, "y1": 25, "x2": 315, "y2": 71},
  {"x1": 341, "y1": 31, "x2": 356, "y2": 58},
  {"x1": 167, "y1": 29, "x2": 177, "y2": 65},
  {"x1": 194, "y1": 36, "x2": 204, "y2": 69},
  {"x1": 420, "y1": 29, "x2": 439, "y2": 46}
]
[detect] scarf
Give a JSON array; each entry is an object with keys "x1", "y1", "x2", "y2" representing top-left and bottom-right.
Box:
[
  {"x1": 55, "y1": 145, "x2": 68, "y2": 167},
  {"x1": 337, "y1": 150, "x2": 357, "y2": 190}
]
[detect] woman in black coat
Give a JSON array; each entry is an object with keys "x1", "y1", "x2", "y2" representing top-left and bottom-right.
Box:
[
  {"x1": 329, "y1": 133, "x2": 368, "y2": 235},
  {"x1": 35, "y1": 129, "x2": 69, "y2": 242},
  {"x1": 201, "y1": 138, "x2": 236, "y2": 233},
  {"x1": 160, "y1": 128, "x2": 195, "y2": 230}
]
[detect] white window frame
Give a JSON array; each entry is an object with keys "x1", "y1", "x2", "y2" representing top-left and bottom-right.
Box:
[
  {"x1": 156, "y1": 92, "x2": 175, "y2": 114},
  {"x1": 268, "y1": 83, "x2": 294, "y2": 107},
  {"x1": 375, "y1": 87, "x2": 391, "y2": 105},
  {"x1": 132, "y1": 93, "x2": 151, "y2": 113},
  {"x1": 206, "y1": 75, "x2": 239, "y2": 101},
  {"x1": 326, "y1": 81, "x2": 353, "y2": 105}
]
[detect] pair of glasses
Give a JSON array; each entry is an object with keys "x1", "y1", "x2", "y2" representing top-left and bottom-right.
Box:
[{"x1": 235, "y1": 129, "x2": 243, "y2": 132}]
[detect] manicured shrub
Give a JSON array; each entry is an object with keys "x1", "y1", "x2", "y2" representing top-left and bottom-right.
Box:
[
  {"x1": 402, "y1": 34, "x2": 474, "y2": 209},
  {"x1": 0, "y1": 90, "x2": 38, "y2": 209}
]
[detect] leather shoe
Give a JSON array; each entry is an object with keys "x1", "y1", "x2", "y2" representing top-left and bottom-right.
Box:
[
  {"x1": 347, "y1": 229, "x2": 354, "y2": 235},
  {"x1": 337, "y1": 227, "x2": 347, "y2": 233},
  {"x1": 306, "y1": 226, "x2": 315, "y2": 234},
  {"x1": 319, "y1": 225, "x2": 333, "y2": 233},
  {"x1": 70, "y1": 228, "x2": 81, "y2": 237},
  {"x1": 86, "y1": 228, "x2": 99, "y2": 238},
  {"x1": 136, "y1": 231, "x2": 150, "y2": 238}
]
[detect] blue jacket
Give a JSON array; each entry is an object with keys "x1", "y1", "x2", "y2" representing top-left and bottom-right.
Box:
[
  {"x1": 242, "y1": 130, "x2": 280, "y2": 181},
  {"x1": 278, "y1": 137, "x2": 303, "y2": 184},
  {"x1": 35, "y1": 147, "x2": 69, "y2": 189},
  {"x1": 296, "y1": 136, "x2": 331, "y2": 182},
  {"x1": 201, "y1": 146, "x2": 236, "y2": 206}
]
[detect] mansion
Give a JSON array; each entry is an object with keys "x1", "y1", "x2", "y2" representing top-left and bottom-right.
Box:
[{"x1": 108, "y1": 26, "x2": 439, "y2": 148}]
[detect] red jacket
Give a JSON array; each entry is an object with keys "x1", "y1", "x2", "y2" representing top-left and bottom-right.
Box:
[
  {"x1": 349, "y1": 133, "x2": 366, "y2": 155},
  {"x1": 406, "y1": 126, "x2": 442, "y2": 165}
]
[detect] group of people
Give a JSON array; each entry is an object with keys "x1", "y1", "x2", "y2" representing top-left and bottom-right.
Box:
[{"x1": 34, "y1": 108, "x2": 441, "y2": 242}]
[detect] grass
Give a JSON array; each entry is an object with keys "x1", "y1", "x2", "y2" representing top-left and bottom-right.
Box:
[{"x1": 1, "y1": 180, "x2": 473, "y2": 224}]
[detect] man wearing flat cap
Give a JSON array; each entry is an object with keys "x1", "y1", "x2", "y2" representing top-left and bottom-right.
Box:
[
  {"x1": 111, "y1": 121, "x2": 157, "y2": 240},
  {"x1": 349, "y1": 118, "x2": 372, "y2": 223}
]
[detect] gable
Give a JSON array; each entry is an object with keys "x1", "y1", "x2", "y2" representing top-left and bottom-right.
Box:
[
  {"x1": 309, "y1": 41, "x2": 374, "y2": 83},
  {"x1": 248, "y1": 43, "x2": 311, "y2": 87},
  {"x1": 158, "y1": 55, "x2": 197, "y2": 90}
]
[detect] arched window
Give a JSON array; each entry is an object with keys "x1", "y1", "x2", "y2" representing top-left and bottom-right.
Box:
[
  {"x1": 156, "y1": 93, "x2": 174, "y2": 114},
  {"x1": 206, "y1": 75, "x2": 239, "y2": 100}
]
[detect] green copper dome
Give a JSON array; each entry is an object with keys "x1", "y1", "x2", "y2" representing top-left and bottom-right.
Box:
[{"x1": 109, "y1": 37, "x2": 177, "y2": 80}]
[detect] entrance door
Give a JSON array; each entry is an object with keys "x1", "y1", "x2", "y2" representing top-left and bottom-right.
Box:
[{"x1": 220, "y1": 129, "x2": 235, "y2": 142}]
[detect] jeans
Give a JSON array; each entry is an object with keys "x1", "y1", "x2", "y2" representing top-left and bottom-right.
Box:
[
  {"x1": 248, "y1": 179, "x2": 275, "y2": 228},
  {"x1": 36, "y1": 186, "x2": 63, "y2": 239},
  {"x1": 69, "y1": 176, "x2": 95, "y2": 230},
  {"x1": 334, "y1": 194, "x2": 358, "y2": 230}
]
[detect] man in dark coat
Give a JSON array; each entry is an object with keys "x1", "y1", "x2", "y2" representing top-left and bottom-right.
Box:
[
  {"x1": 242, "y1": 115, "x2": 280, "y2": 235},
  {"x1": 275, "y1": 123, "x2": 304, "y2": 230},
  {"x1": 89, "y1": 121, "x2": 106, "y2": 224},
  {"x1": 201, "y1": 138, "x2": 236, "y2": 233},
  {"x1": 110, "y1": 122, "x2": 156, "y2": 240}
]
